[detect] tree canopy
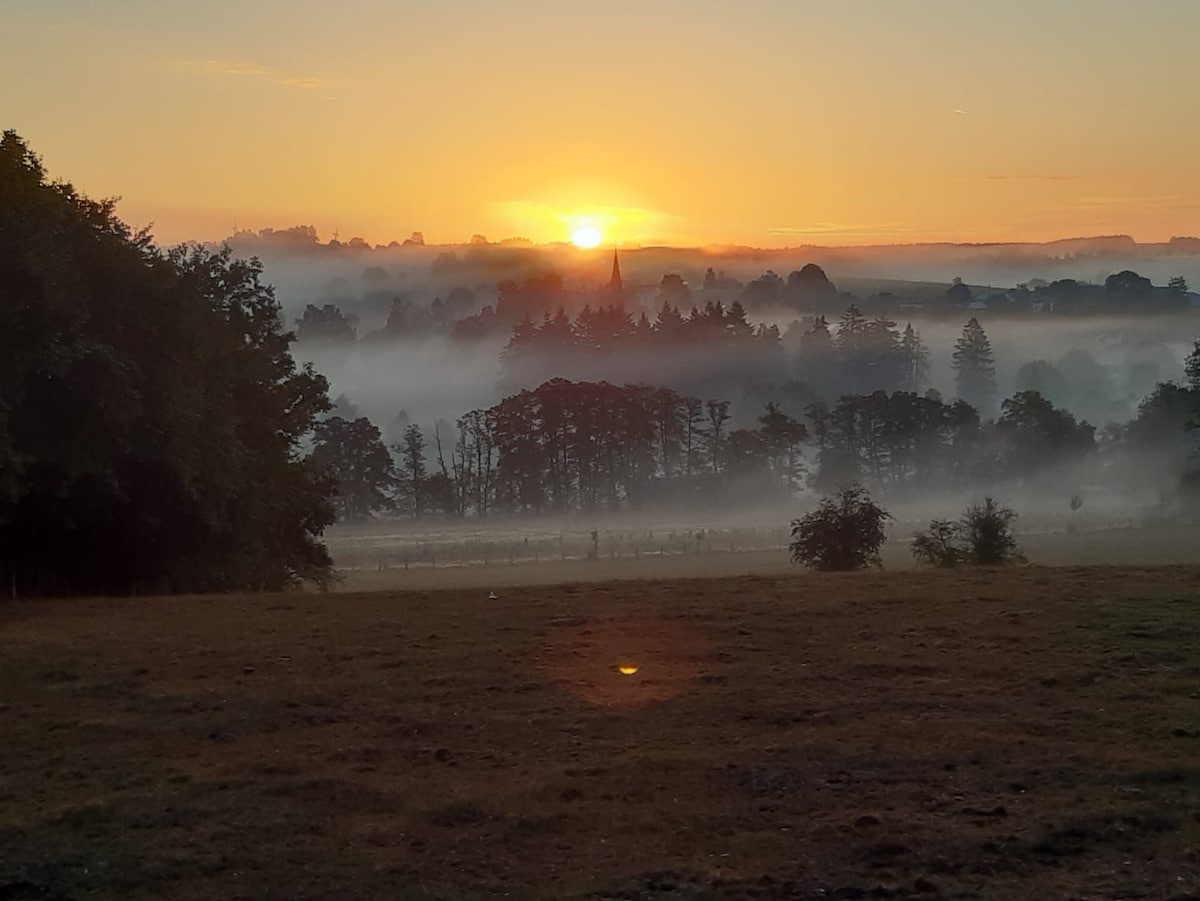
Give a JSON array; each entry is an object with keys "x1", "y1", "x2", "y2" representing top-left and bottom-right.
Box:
[{"x1": 0, "y1": 131, "x2": 335, "y2": 594}]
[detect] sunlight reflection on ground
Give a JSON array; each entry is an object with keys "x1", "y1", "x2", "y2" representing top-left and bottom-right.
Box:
[{"x1": 540, "y1": 615, "x2": 711, "y2": 709}]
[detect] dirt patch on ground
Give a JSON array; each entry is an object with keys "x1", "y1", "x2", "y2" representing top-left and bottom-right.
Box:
[{"x1": 3, "y1": 566, "x2": 1200, "y2": 899}]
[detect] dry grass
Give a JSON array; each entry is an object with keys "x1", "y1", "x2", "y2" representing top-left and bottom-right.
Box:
[
  {"x1": 3, "y1": 566, "x2": 1200, "y2": 899},
  {"x1": 331, "y1": 523, "x2": 1200, "y2": 592}
]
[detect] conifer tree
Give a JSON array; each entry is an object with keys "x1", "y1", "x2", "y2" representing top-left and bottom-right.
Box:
[
  {"x1": 899, "y1": 322, "x2": 931, "y2": 393},
  {"x1": 836, "y1": 304, "x2": 870, "y2": 350},
  {"x1": 952, "y1": 317, "x2": 997, "y2": 413}
]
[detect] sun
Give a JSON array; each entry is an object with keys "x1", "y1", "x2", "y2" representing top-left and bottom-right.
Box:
[{"x1": 571, "y1": 225, "x2": 603, "y2": 249}]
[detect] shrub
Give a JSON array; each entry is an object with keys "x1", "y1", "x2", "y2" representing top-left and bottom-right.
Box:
[
  {"x1": 790, "y1": 485, "x2": 892, "y2": 571},
  {"x1": 960, "y1": 497, "x2": 1024, "y2": 565},
  {"x1": 912, "y1": 498, "x2": 1024, "y2": 567},
  {"x1": 911, "y1": 519, "x2": 964, "y2": 568}
]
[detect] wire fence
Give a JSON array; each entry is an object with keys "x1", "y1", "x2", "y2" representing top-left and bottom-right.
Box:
[
  {"x1": 325, "y1": 511, "x2": 1174, "y2": 575},
  {"x1": 328, "y1": 525, "x2": 794, "y2": 573}
]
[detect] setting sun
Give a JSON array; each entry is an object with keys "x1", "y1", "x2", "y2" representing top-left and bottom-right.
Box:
[{"x1": 571, "y1": 225, "x2": 602, "y2": 249}]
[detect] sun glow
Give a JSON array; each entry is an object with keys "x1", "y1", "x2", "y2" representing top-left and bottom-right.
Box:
[{"x1": 571, "y1": 225, "x2": 603, "y2": 248}]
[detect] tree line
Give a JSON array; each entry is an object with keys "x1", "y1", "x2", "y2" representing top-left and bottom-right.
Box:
[
  {"x1": 499, "y1": 299, "x2": 1008, "y2": 413},
  {"x1": 291, "y1": 261, "x2": 1194, "y2": 356},
  {"x1": 314, "y1": 380, "x2": 807, "y2": 518},
  {"x1": 314, "y1": 367, "x2": 1178, "y2": 522}
]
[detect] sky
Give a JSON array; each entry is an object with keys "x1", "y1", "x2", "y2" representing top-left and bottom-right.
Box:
[{"x1": 2, "y1": 0, "x2": 1199, "y2": 248}]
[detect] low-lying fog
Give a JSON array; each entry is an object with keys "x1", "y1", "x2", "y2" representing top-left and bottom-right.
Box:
[{"x1": 227, "y1": 233, "x2": 1200, "y2": 542}]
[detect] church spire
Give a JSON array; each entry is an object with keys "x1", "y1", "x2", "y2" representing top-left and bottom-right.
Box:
[{"x1": 609, "y1": 248, "x2": 623, "y2": 292}]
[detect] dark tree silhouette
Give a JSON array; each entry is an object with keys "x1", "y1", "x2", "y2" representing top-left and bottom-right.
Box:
[
  {"x1": 995, "y1": 391, "x2": 1094, "y2": 480},
  {"x1": 0, "y1": 130, "x2": 335, "y2": 594},
  {"x1": 898, "y1": 322, "x2": 930, "y2": 392},
  {"x1": 952, "y1": 317, "x2": 997, "y2": 413},
  {"x1": 1104, "y1": 269, "x2": 1152, "y2": 300},
  {"x1": 312, "y1": 417, "x2": 395, "y2": 521},
  {"x1": 705, "y1": 399, "x2": 731, "y2": 474},
  {"x1": 785, "y1": 263, "x2": 838, "y2": 311},
  {"x1": 1186, "y1": 340, "x2": 1200, "y2": 391},
  {"x1": 396, "y1": 424, "x2": 428, "y2": 518},
  {"x1": 741, "y1": 270, "x2": 785, "y2": 309},
  {"x1": 295, "y1": 303, "x2": 357, "y2": 344},
  {"x1": 789, "y1": 485, "x2": 891, "y2": 571},
  {"x1": 946, "y1": 278, "x2": 972, "y2": 307},
  {"x1": 757, "y1": 403, "x2": 808, "y2": 491}
]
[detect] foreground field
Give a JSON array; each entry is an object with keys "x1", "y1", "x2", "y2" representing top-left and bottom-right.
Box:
[{"x1": 3, "y1": 568, "x2": 1200, "y2": 899}]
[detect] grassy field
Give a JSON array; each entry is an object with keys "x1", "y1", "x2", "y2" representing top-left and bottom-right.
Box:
[
  {"x1": 330, "y1": 523, "x2": 1200, "y2": 592},
  {"x1": 3, "y1": 567, "x2": 1200, "y2": 900}
]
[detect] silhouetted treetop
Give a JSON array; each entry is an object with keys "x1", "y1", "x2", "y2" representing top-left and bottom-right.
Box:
[{"x1": 0, "y1": 130, "x2": 336, "y2": 595}]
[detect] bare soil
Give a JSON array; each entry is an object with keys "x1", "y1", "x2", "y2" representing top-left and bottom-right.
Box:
[{"x1": 3, "y1": 566, "x2": 1200, "y2": 900}]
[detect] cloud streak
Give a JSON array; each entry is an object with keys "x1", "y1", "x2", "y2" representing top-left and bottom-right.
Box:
[
  {"x1": 768, "y1": 222, "x2": 909, "y2": 238},
  {"x1": 986, "y1": 174, "x2": 1079, "y2": 182},
  {"x1": 173, "y1": 58, "x2": 322, "y2": 90}
]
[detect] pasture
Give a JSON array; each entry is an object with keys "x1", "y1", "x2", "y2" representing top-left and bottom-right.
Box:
[
  {"x1": 3, "y1": 566, "x2": 1200, "y2": 899},
  {"x1": 327, "y1": 518, "x2": 1200, "y2": 591}
]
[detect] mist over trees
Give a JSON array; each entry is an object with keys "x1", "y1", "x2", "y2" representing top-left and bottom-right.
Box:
[
  {"x1": 8, "y1": 127, "x2": 1200, "y2": 599},
  {"x1": 0, "y1": 131, "x2": 336, "y2": 594},
  {"x1": 307, "y1": 314, "x2": 1200, "y2": 523},
  {"x1": 284, "y1": 243, "x2": 1195, "y2": 449},
  {"x1": 309, "y1": 368, "x2": 1194, "y2": 522},
  {"x1": 290, "y1": 248, "x2": 1200, "y2": 525}
]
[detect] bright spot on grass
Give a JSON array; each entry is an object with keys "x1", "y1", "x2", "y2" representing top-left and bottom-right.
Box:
[{"x1": 618, "y1": 665, "x2": 639, "y2": 675}]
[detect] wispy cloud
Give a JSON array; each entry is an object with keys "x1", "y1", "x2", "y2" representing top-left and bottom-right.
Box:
[
  {"x1": 1050, "y1": 194, "x2": 1199, "y2": 212},
  {"x1": 986, "y1": 174, "x2": 1079, "y2": 182},
  {"x1": 768, "y1": 222, "x2": 908, "y2": 238},
  {"x1": 172, "y1": 58, "x2": 322, "y2": 90}
]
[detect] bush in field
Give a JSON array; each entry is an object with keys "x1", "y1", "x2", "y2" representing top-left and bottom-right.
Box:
[
  {"x1": 911, "y1": 519, "x2": 964, "y2": 568},
  {"x1": 960, "y1": 497, "x2": 1023, "y2": 565},
  {"x1": 913, "y1": 498, "x2": 1024, "y2": 567},
  {"x1": 790, "y1": 485, "x2": 891, "y2": 571}
]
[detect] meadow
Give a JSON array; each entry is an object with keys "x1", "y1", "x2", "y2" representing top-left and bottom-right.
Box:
[
  {"x1": 3, "y1": 565, "x2": 1200, "y2": 899},
  {"x1": 327, "y1": 517, "x2": 1200, "y2": 591}
]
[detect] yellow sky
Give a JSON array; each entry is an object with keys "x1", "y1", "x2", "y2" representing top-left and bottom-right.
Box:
[{"x1": 3, "y1": 0, "x2": 1198, "y2": 247}]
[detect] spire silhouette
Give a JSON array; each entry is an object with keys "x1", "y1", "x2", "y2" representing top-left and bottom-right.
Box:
[{"x1": 609, "y1": 248, "x2": 623, "y2": 292}]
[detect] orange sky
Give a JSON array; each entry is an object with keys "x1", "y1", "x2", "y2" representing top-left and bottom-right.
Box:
[{"x1": 3, "y1": 0, "x2": 1198, "y2": 247}]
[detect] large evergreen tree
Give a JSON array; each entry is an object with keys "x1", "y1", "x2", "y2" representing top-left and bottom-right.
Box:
[
  {"x1": 952, "y1": 317, "x2": 997, "y2": 414},
  {"x1": 898, "y1": 323, "x2": 930, "y2": 393},
  {"x1": 0, "y1": 131, "x2": 335, "y2": 594},
  {"x1": 396, "y1": 424, "x2": 429, "y2": 518}
]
